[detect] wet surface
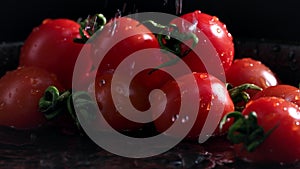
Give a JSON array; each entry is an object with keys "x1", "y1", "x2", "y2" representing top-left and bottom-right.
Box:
[{"x1": 0, "y1": 126, "x2": 299, "y2": 169}]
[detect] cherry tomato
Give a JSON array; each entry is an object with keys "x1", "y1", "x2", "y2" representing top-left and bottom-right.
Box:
[
  {"x1": 152, "y1": 72, "x2": 234, "y2": 140},
  {"x1": 252, "y1": 84, "x2": 300, "y2": 106},
  {"x1": 169, "y1": 10, "x2": 234, "y2": 76},
  {"x1": 233, "y1": 97, "x2": 300, "y2": 164},
  {"x1": 0, "y1": 66, "x2": 63, "y2": 129},
  {"x1": 19, "y1": 18, "x2": 92, "y2": 89},
  {"x1": 226, "y1": 58, "x2": 279, "y2": 96}
]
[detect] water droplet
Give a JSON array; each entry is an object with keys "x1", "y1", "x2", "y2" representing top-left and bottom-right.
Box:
[
  {"x1": 125, "y1": 25, "x2": 133, "y2": 30},
  {"x1": 295, "y1": 121, "x2": 300, "y2": 126},
  {"x1": 99, "y1": 79, "x2": 106, "y2": 86},
  {"x1": 181, "y1": 116, "x2": 189, "y2": 123},
  {"x1": 172, "y1": 114, "x2": 179, "y2": 122},
  {"x1": 273, "y1": 102, "x2": 280, "y2": 107},
  {"x1": 210, "y1": 16, "x2": 219, "y2": 23},
  {"x1": 131, "y1": 61, "x2": 136, "y2": 70},
  {"x1": 31, "y1": 89, "x2": 40, "y2": 95}
]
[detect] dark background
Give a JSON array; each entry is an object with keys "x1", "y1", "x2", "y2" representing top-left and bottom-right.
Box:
[{"x1": 0, "y1": 0, "x2": 299, "y2": 43}]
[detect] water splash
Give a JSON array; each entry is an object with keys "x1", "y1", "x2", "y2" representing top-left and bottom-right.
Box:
[
  {"x1": 109, "y1": 9, "x2": 122, "y2": 36},
  {"x1": 175, "y1": 0, "x2": 183, "y2": 15}
]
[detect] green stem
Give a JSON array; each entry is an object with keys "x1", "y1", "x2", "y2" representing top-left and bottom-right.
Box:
[
  {"x1": 220, "y1": 111, "x2": 278, "y2": 152},
  {"x1": 74, "y1": 13, "x2": 107, "y2": 43},
  {"x1": 39, "y1": 86, "x2": 97, "y2": 133},
  {"x1": 227, "y1": 83, "x2": 262, "y2": 111},
  {"x1": 141, "y1": 20, "x2": 198, "y2": 74}
]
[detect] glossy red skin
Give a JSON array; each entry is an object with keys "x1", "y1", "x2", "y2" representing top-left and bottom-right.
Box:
[
  {"x1": 235, "y1": 97, "x2": 300, "y2": 164},
  {"x1": 0, "y1": 66, "x2": 63, "y2": 129},
  {"x1": 91, "y1": 17, "x2": 167, "y2": 90},
  {"x1": 226, "y1": 58, "x2": 279, "y2": 96},
  {"x1": 152, "y1": 72, "x2": 234, "y2": 140},
  {"x1": 19, "y1": 19, "x2": 92, "y2": 89},
  {"x1": 94, "y1": 73, "x2": 150, "y2": 132},
  {"x1": 252, "y1": 84, "x2": 300, "y2": 106},
  {"x1": 170, "y1": 10, "x2": 234, "y2": 76}
]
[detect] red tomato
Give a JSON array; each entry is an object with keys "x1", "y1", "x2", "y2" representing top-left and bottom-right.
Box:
[
  {"x1": 169, "y1": 10, "x2": 234, "y2": 76},
  {"x1": 152, "y1": 72, "x2": 234, "y2": 140},
  {"x1": 226, "y1": 58, "x2": 279, "y2": 96},
  {"x1": 252, "y1": 84, "x2": 300, "y2": 106},
  {"x1": 233, "y1": 97, "x2": 300, "y2": 164},
  {"x1": 19, "y1": 18, "x2": 92, "y2": 89},
  {"x1": 0, "y1": 66, "x2": 63, "y2": 129}
]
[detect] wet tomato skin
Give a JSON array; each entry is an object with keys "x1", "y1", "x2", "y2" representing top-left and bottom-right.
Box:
[
  {"x1": 152, "y1": 72, "x2": 234, "y2": 140},
  {"x1": 0, "y1": 66, "x2": 63, "y2": 129},
  {"x1": 19, "y1": 19, "x2": 92, "y2": 89},
  {"x1": 235, "y1": 97, "x2": 300, "y2": 164},
  {"x1": 252, "y1": 84, "x2": 300, "y2": 106},
  {"x1": 91, "y1": 17, "x2": 166, "y2": 89},
  {"x1": 170, "y1": 10, "x2": 235, "y2": 75},
  {"x1": 226, "y1": 58, "x2": 279, "y2": 96},
  {"x1": 94, "y1": 73, "x2": 148, "y2": 132}
]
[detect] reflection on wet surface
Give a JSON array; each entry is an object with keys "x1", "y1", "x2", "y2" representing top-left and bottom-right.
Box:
[{"x1": 0, "y1": 126, "x2": 298, "y2": 169}]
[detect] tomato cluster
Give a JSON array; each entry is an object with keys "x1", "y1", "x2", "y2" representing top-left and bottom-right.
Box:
[{"x1": 0, "y1": 9, "x2": 299, "y2": 165}]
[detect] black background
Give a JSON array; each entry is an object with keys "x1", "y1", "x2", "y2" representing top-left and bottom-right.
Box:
[{"x1": 0, "y1": 0, "x2": 300, "y2": 42}]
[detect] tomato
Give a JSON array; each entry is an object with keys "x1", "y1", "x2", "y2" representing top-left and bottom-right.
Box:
[
  {"x1": 230, "y1": 97, "x2": 300, "y2": 164},
  {"x1": 152, "y1": 72, "x2": 234, "y2": 140},
  {"x1": 252, "y1": 84, "x2": 300, "y2": 106},
  {"x1": 226, "y1": 58, "x2": 279, "y2": 97},
  {"x1": 168, "y1": 10, "x2": 234, "y2": 77},
  {"x1": 0, "y1": 66, "x2": 63, "y2": 129},
  {"x1": 19, "y1": 18, "x2": 92, "y2": 89}
]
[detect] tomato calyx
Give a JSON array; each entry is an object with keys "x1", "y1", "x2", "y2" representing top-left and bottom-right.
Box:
[
  {"x1": 227, "y1": 83, "x2": 262, "y2": 111},
  {"x1": 39, "y1": 86, "x2": 71, "y2": 120},
  {"x1": 220, "y1": 111, "x2": 278, "y2": 152},
  {"x1": 74, "y1": 13, "x2": 107, "y2": 43},
  {"x1": 141, "y1": 20, "x2": 198, "y2": 74},
  {"x1": 39, "y1": 86, "x2": 96, "y2": 134}
]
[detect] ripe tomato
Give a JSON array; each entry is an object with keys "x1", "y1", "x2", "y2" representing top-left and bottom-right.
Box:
[
  {"x1": 226, "y1": 58, "x2": 279, "y2": 96},
  {"x1": 169, "y1": 10, "x2": 234, "y2": 76},
  {"x1": 19, "y1": 18, "x2": 92, "y2": 89},
  {"x1": 232, "y1": 97, "x2": 300, "y2": 164},
  {"x1": 152, "y1": 72, "x2": 234, "y2": 140},
  {"x1": 252, "y1": 84, "x2": 300, "y2": 106},
  {"x1": 0, "y1": 66, "x2": 63, "y2": 129}
]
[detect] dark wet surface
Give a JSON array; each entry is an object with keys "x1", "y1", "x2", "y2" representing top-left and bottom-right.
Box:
[{"x1": 0, "y1": 125, "x2": 299, "y2": 169}]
